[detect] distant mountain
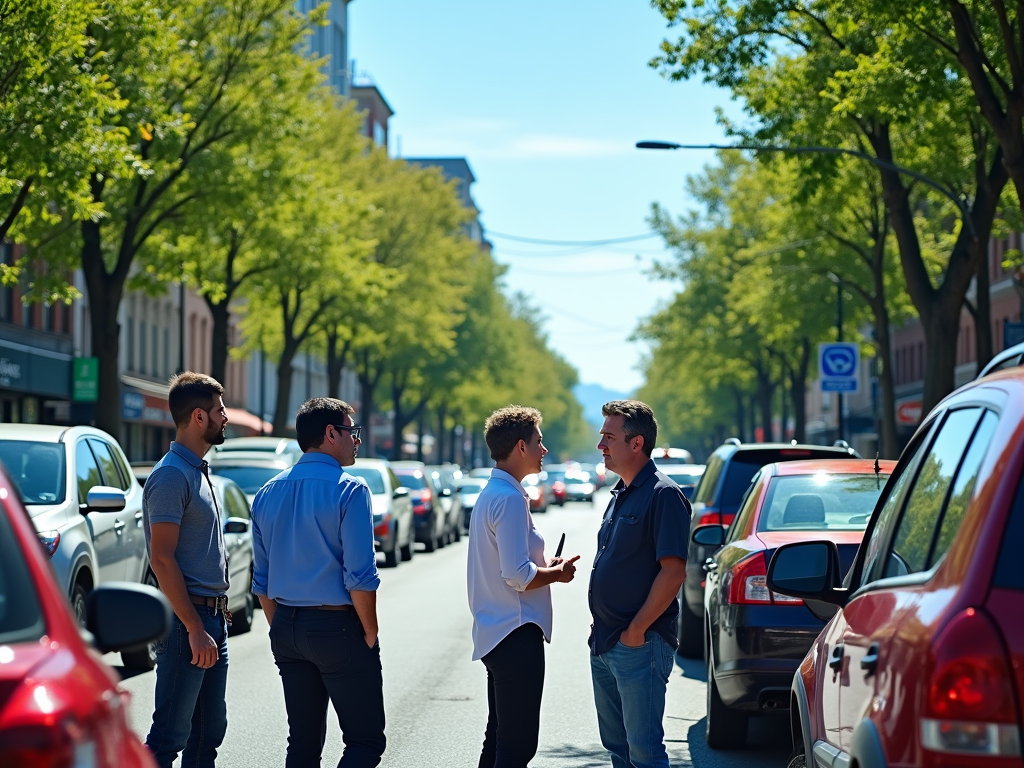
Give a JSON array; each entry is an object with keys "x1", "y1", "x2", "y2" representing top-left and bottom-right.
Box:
[{"x1": 574, "y1": 382, "x2": 633, "y2": 427}]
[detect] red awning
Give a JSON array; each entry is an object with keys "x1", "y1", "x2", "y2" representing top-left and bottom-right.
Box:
[{"x1": 225, "y1": 407, "x2": 272, "y2": 435}]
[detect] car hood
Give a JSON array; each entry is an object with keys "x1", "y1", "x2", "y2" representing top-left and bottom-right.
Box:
[{"x1": 25, "y1": 502, "x2": 69, "y2": 527}]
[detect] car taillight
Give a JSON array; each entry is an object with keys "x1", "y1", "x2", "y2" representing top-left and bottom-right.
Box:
[
  {"x1": 695, "y1": 507, "x2": 735, "y2": 527},
  {"x1": 553, "y1": 481, "x2": 565, "y2": 492},
  {"x1": 422, "y1": 488, "x2": 432, "y2": 503},
  {"x1": 0, "y1": 719, "x2": 98, "y2": 768},
  {"x1": 526, "y1": 487, "x2": 540, "y2": 501},
  {"x1": 725, "y1": 553, "x2": 803, "y2": 605},
  {"x1": 921, "y1": 608, "x2": 1021, "y2": 758},
  {"x1": 373, "y1": 514, "x2": 391, "y2": 537},
  {"x1": 37, "y1": 531, "x2": 60, "y2": 558}
]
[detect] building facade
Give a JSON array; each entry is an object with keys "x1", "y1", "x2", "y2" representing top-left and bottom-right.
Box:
[{"x1": 296, "y1": 0, "x2": 351, "y2": 95}]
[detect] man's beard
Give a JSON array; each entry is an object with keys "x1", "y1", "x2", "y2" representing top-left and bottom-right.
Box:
[{"x1": 205, "y1": 422, "x2": 226, "y2": 445}]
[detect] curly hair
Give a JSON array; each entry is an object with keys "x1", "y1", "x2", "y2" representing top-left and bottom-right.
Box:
[
  {"x1": 484, "y1": 405, "x2": 542, "y2": 461},
  {"x1": 602, "y1": 399, "x2": 658, "y2": 457}
]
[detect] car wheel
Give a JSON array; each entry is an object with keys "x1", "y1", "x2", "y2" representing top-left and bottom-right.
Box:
[
  {"x1": 785, "y1": 754, "x2": 806, "y2": 768},
  {"x1": 383, "y1": 535, "x2": 400, "y2": 568},
  {"x1": 228, "y1": 592, "x2": 254, "y2": 636},
  {"x1": 423, "y1": 515, "x2": 437, "y2": 552},
  {"x1": 677, "y1": 593, "x2": 703, "y2": 658},
  {"x1": 438, "y1": 523, "x2": 447, "y2": 548},
  {"x1": 706, "y1": 654, "x2": 747, "y2": 749},
  {"x1": 121, "y1": 570, "x2": 160, "y2": 670},
  {"x1": 452, "y1": 521, "x2": 461, "y2": 542},
  {"x1": 400, "y1": 540, "x2": 414, "y2": 561},
  {"x1": 70, "y1": 582, "x2": 88, "y2": 627}
]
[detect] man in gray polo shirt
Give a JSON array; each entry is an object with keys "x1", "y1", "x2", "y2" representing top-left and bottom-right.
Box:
[{"x1": 143, "y1": 372, "x2": 230, "y2": 768}]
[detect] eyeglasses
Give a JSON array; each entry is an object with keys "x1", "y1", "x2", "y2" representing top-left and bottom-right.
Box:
[{"x1": 332, "y1": 424, "x2": 362, "y2": 441}]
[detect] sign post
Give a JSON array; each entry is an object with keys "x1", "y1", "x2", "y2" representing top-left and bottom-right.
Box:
[{"x1": 819, "y1": 343, "x2": 860, "y2": 442}]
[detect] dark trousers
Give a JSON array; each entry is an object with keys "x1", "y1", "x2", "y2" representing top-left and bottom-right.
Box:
[
  {"x1": 478, "y1": 623, "x2": 546, "y2": 768},
  {"x1": 269, "y1": 606, "x2": 386, "y2": 768}
]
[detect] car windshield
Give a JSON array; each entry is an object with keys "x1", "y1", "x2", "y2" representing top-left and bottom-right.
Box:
[
  {"x1": 545, "y1": 471, "x2": 566, "y2": 482},
  {"x1": 758, "y1": 473, "x2": 889, "y2": 532},
  {"x1": 663, "y1": 471, "x2": 702, "y2": 487},
  {"x1": 395, "y1": 471, "x2": 428, "y2": 490},
  {"x1": 0, "y1": 442, "x2": 66, "y2": 505},
  {"x1": 459, "y1": 479, "x2": 487, "y2": 493},
  {"x1": 345, "y1": 467, "x2": 386, "y2": 495},
  {"x1": 209, "y1": 466, "x2": 282, "y2": 495},
  {"x1": 0, "y1": 500, "x2": 45, "y2": 644}
]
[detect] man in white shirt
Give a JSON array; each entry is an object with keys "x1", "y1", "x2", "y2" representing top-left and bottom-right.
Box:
[{"x1": 467, "y1": 405, "x2": 580, "y2": 768}]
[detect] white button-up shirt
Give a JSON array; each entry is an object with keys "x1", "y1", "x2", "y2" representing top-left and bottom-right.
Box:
[{"x1": 467, "y1": 469, "x2": 552, "y2": 660}]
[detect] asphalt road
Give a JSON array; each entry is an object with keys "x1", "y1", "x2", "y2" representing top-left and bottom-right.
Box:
[{"x1": 113, "y1": 487, "x2": 790, "y2": 767}]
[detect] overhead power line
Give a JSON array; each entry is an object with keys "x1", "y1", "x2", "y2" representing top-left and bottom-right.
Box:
[{"x1": 487, "y1": 231, "x2": 660, "y2": 246}]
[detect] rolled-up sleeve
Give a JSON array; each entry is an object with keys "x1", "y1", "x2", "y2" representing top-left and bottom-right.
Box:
[
  {"x1": 492, "y1": 496, "x2": 538, "y2": 592},
  {"x1": 339, "y1": 483, "x2": 381, "y2": 592}
]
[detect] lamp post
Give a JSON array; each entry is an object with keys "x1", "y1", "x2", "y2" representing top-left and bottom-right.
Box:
[
  {"x1": 827, "y1": 272, "x2": 845, "y2": 443},
  {"x1": 636, "y1": 141, "x2": 975, "y2": 239}
]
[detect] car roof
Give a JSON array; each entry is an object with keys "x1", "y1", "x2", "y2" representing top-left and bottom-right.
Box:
[
  {"x1": 0, "y1": 424, "x2": 113, "y2": 443},
  {"x1": 769, "y1": 458, "x2": 897, "y2": 476},
  {"x1": 977, "y1": 341, "x2": 1024, "y2": 379},
  {"x1": 657, "y1": 463, "x2": 705, "y2": 472},
  {"x1": 391, "y1": 461, "x2": 425, "y2": 469},
  {"x1": 207, "y1": 455, "x2": 292, "y2": 468},
  {"x1": 211, "y1": 437, "x2": 299, "y2": 454},
  {"x1": 352, "y1": 458, "x2": 389, "y2": 468}
]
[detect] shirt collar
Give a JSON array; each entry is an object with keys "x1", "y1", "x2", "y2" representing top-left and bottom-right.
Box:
[
  {"x1": 613, "y1": 459, "x2": 658, "y2": 493},
  {"x1": 169, "y1": 441, "x2": 204, "y2": 468},
  {"x1": 297, "y1": 452, "x2": 342, "y2": 468},
  {"x1": 490, "y1": 468, "x2": 527, "y2": 498}
]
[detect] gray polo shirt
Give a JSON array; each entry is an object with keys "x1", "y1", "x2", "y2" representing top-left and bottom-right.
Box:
[{"x1": 143, "y1": 442, "x2": 228, "y2": 597}]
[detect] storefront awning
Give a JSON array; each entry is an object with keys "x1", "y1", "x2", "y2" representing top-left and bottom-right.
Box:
[{"x1": 225, "y1": 407, "x2": 272, "y2": 435}]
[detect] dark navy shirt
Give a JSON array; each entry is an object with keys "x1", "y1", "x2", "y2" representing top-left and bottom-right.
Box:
[{"x1": 588, "y1": 459, "x2": 691, "y2": 655}]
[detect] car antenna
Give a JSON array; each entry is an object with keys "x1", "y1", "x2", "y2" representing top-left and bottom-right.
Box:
[{"x1": 874, "y1": 452, "x2": 881, "y2": 489}]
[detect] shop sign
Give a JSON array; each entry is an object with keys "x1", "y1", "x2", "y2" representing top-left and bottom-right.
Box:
[
  {"x1": 122, "y1": 390, "x2": 145, "y2": 420},
  {"x1": 897, "y1": 400, "x2": 922, "y2": 425},
  {"x1": 72, "y1": 357, "x2": 99, "y2": 402},
  {"x1": 0, "y1": 357, "x2": 23, "y2": 387}
]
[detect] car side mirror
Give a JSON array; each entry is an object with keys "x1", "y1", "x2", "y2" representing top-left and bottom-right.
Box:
[
  {"x1": 767, "y1": 540, "x2": 847, "y2": 606},
  {"x1": 224, "y1": 518, "x2": 249, "y2": 534},
  {"x1": 81, "y1": 486, "x2": 126, "y2": 514},
  {"x1": 393, "y1": 487, "x2": 410, "y2": 500},
  {"x1": 691, "y1": 524, "x2": 727, "y2": 548},
  {"x1": 441, "y1": 488, "x2": 452, "y2": 497},
  {"x1": 86, "y1": 582, "x2": 171, "y2": 653}
]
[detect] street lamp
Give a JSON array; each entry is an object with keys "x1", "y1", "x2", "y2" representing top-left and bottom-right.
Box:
[{"x1": 636, "y1": 141, "x2": 975, "y2": 239}]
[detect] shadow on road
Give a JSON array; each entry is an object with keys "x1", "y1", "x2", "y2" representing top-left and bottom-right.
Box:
[
  {"x1": 674, "y1": 653, "x2": 707, "y2": 682},
  {"x1": 538, "y1": 743, "x2": 611, "y2": 767},
  {"x1": 686, "y1": 714, "x2": 792, "y2": 767},
  {"x1": 114, "y1": 664, "x2": 153, "y2": 682}
]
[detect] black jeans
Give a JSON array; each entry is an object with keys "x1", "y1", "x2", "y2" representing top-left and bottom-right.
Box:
[
  {"x1": 269, "y1": 606, "x2": 386, "y2": 768},
  {"x1": 479, "y1": 622, "x2": 546, "y2": 768}
]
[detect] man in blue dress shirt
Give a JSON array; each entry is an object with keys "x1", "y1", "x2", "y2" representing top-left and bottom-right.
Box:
[{"x1": 251, "y1": 398, "x2": 384, "y2": 768}]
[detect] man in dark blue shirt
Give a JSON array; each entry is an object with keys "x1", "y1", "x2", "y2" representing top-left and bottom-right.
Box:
[{"x1": 589, "y1": 400, "x2": 690, "y2": 768}]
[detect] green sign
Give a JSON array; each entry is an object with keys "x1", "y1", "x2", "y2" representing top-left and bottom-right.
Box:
[{"x1": 73, "y1": 357, "x2": 99, "y2": 402}]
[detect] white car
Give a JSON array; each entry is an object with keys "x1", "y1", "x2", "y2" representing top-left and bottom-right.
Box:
[
  {"x1": 0, "y1": 425, "x2": 149, "y2": 663},
  {"x1": 346, "y1": 458, "x2": 415, "y2": 568}
]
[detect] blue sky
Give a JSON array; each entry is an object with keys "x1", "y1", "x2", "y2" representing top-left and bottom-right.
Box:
[{"x1": 348, "y1": 0, "x2": 738, "y2": 393}]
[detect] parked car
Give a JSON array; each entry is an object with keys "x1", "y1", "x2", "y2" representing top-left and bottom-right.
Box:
[
  {"x1": 678, "y1": 439, "x2": 860, "y2": 657},
  {"x1": 346, "y1": 458, "x2": 414, "y2": 567},
  {"x1": 651, "y1": 446, "x2": 696, "y2": 465},
  {"x1": 563, "y1": 467, "x2": 597, "y2": 503},
  {"x1": 768, "y1": 368, "x2": 1024, "y2": 768},
  {"x1": 0, "y1": 426, "x2": 150, "y2": 648},
  {"x1": 392, "y1": 461, "x2": 446, "y2": 552},
  {"x1": 655, "y1": 463, "x2": 705, "y2": 500},
  {"x1": 0, "y1": 461, "x2": 169, "y2": 768},
  {"x1": 700, "y1": 459, "x2": 895, "y2": 748},
  {"x1": 457, "y1": 476, "x2": 488, "y2": 529},
  {"x1": 208, "y1": 475, "x2": 257, "y2": 636},
  {"x1": 522, "y1": 473, "x2": 553, "y2": 513},
  {"x1": 543, "y1": 464, "x2": 570, "y2": 506},
  {"x1": 428, "y1": 464, "x2": 464, "y2": 542},
  {"x1": 975, "y1": 339, "x2": 1024, "y2": 379},
  {"x1": 207, "y1": 436, "x2": 302, "y2": 463},
  {"x1": 468, "y1": 467, "x2": 493, "y2": 478},
  {"x1": 205, "y1": 453, "x2": 292, "y2": 506}
]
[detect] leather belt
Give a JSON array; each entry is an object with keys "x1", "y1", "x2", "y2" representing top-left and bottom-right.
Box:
[
  {"x1": 311, "y1": 604, "x2": 351, "y2": 611},
  {"x1": 190, "y1": 594, "x2": 228, "y2": 611}
]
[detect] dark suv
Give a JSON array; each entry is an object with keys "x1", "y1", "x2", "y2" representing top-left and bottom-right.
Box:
[{"x1": 677, "y1": 439, "x2": 859, "y2": 657}]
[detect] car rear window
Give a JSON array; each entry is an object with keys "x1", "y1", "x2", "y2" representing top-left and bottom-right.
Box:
[
  {"x1": 209, "y1": 466, "x2": 282, "y2": 495},
  {"x1": 0, "y1": 441, "x2": 66, "y2": 504},
  {"x1": 758, "y1": 473, "x2": 889, "y2": 532},
  {"x1": 395, "y1": 471, "x2": 428, "y2": 490},
  {"x1": 722, "y1": 449, "x2": 852, "y2": 510},
  {"x1": 694, "y1": 453, "x2": 726, "y2": 505},
  {"x1": 0, "y1": 500, "x2": 45, "y2": 644},
  {"x1": 345, "y1": 468, "x2": 386, "y2": 495}
]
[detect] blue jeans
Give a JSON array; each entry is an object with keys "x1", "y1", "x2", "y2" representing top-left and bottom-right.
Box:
[
  {"x1": 590, "y1": 631, "x2": 675, "y2": 768},
  {"x1": 270, "y1": 606, "x2": 386, "y2": 768},
  {"x1": 146, "y1": 608, "x2": 229, "y2": 768}
]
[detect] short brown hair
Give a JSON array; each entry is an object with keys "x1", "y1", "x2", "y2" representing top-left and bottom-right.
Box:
[
  {"x1": 295, "y1": 398, "x2": 355, "y2": 452},
  {"x1": 484, "y1": 405, "x2": 542, "y2": 461},
  {"x1": 602, "y1": 400, "x2": 657, "y2": 457},
  {"x1": 168, "y1": 372, "x2": 225, "y2": 429}
]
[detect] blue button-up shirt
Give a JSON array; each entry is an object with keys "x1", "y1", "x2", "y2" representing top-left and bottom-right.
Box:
[{"x1": 251, "y1": 452, "x2": 380, "y2": 606}]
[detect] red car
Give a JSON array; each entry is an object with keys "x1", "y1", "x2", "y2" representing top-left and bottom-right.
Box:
[
  {"x1": 768, "y1": 368, "x2": 1024, "y2": 768},
  {"x1": 0, "y1": 465, "x2": 169, "y2": 768},
  {"x1": 700, "y1": 458, "x2": 895, "y2": 748}
]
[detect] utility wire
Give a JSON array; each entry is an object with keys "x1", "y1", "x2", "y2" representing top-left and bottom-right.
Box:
[{"x1": 488, "y1": 231, "x2": 660, "y2": 246}]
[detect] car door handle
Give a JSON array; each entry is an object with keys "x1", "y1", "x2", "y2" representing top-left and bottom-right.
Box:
[
  {"x1": 828, "y1": 644, "x2": 844, "y2": 671},
  {"x1": 113, "y1": 520, "x2": 126, "y2": 533},
  {"x1": 861, "y1": 642, "x2": 880, "y2": 675},
  {"x1": 703, "y1": 558, "x2": 718, "y2": 572}
]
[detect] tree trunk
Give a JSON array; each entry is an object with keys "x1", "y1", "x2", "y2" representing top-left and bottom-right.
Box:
[
  {"x1": 416, "y1": 413, "x2": 425, "y2": 462},
  {"x1": 435, "y1": 402, "x2": 448, "y2": 464},
  {"x1": 974, "y1": 247, "x2": 993, "y2": 372},
  {"x1": 733, "y1": 389, "x2": 746, "y2": 442},
  {"x1": 272, "y1": 341, "x2": 299, "y2": 436},
  {"x1": 326, "y1": 329, "x2": 350, "y2": 399},
  {"x1": 789, "y1": 338, "x2": 810, "y2": 444},
  {"x1": 755, "y1": 358, "x2": 775, "y2": 442},
  {"x1": 81, "y1": 219, "x2": 127, "y2": 438},
  {"x1": 358, "y1": 370, "x2": 378, "y2": 457},
  {"x1": 207, "y1": 298, "x2": 231, "y2": 384},
  {"x1": 748, "y1": 394, "x2": 756, "y2": 442},
  {"x1": 870, "y1": 290, "x2": 899, "y2": 460}
]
